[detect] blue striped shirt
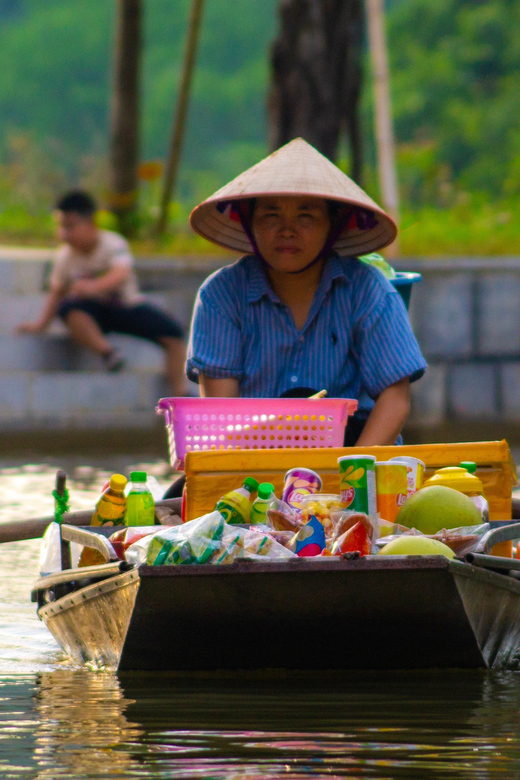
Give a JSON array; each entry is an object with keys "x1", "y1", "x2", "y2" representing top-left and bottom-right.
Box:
[{"x1": 187, "y1": 253, "x2": 427, "y2": 414}]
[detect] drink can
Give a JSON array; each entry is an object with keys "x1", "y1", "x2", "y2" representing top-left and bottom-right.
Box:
[
  {"x1": 389, "y1": 456, "x2": 425, "y2": 496},
  {"x1": 375, "y1": 461, "x2": 408, "y2": 523},
  {"x1": 337, "y1": 455, "x2": 377, "y2": 516},
  {"x1": 282, "y1": 468, "x2": 323, "y2": 509}
]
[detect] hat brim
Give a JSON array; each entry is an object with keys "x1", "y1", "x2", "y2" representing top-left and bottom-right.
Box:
[{"x1": 189, "y1": 139, "x2": 398, "y2": 256}]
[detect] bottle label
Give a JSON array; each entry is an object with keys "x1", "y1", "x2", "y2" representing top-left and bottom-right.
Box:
[{"x1": 216, "y1": 500, "x2": 247, "y2": 524}]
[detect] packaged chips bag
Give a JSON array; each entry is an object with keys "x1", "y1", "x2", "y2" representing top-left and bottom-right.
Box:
[{"x1": 125, "y1": 512, "x2": 225, "y2": 566}]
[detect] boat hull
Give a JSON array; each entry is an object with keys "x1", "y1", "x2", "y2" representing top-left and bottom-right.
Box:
[
  {"x1": 36, "y1": 558, "x2": 520, "y2": 672},
  {"x1": 39, "y1": 569, "x2": 139, "y2": 669}
]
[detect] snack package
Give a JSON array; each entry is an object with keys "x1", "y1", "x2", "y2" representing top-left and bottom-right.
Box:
[
  {"x1": 267, "y1": 498, "x2": 303, "y2": 532},
  {"x1": 374, "y1": 523, "x2": 490, "y2": 557},
  {"x1": 300, "y1": 494, "x2": 344, "y2": 538},
  {"x1": 109, "y1": 526, "x2": 164, "y2": 561},
  {"x1": 211, "y1": 524, "x2": 245, "y2": 564},
  {"x1": 432, "y1": 523, "x2": 490, "y2": 556},
  {"x1": 125, "y1": 512, "x2": 225, "y2": 566},
  {"x1": 332, "y1": 520, "x2": 372, "y2": 557},
  {"x1": 295, "y1": 515, "x2": 326, "y2": 557},
  {"x1": 331, "y1": 512, "x2": 374, "y2": 543},
  {"x1": 241, "y1": 527, "x2": 296, "y2": 561}
]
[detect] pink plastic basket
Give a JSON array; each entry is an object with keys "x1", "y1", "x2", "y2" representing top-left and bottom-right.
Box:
[{"x1": 156, "y1": 397, "x2": 358, "y2": 469}]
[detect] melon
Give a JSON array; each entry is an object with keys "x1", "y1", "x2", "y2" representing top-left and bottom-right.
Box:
[
  {"x1": 378, "y1": 535, "x2": 455, "y2": 558},
  {"x1": 395, "y1": 485, "x2": 481, "y2": 535}
]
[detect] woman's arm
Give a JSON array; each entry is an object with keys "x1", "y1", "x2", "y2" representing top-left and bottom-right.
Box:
[
  {"x1": 199, "y1": 375, "x2": 240, "y2": 397},
  {"x1": 355, "y1": 377, "x2": 411, "y2": 446}
]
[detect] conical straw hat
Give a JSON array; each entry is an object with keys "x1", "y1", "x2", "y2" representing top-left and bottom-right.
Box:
[{"x1": 190, "y1": 138, "x2": 397, "y2": 256}]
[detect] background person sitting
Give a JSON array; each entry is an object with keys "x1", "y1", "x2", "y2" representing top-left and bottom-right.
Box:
[{"x1": 16, "y1": 190, "x2": 187, "y2": 395}]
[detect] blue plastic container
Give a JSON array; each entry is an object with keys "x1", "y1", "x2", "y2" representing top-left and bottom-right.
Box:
[{"x1": 390, "y1": 272, "x2": 422, "y2": 310}]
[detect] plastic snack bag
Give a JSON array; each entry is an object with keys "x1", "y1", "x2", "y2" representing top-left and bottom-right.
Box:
[
  {"x1": 211, "y1": 524, "x2": 245, "y2": 564},
  {"x1": 332, "y1": 520, "x2": 371, "y2": 557},
  {"x1": 295, "y1": 515, "x2": 326, "y2": 557},
  {"x1": 125, "y1": 512, "x2": 224, "y2": 566},
  {"x1": 266, "y1": 497, "x2": 303, "y2": 532},
  {"x1": 241, "y1": 527, "x2": 296, "y2": 561},
  {"x1": 109, "y1": 526, "x2": 164, "y2": 561}
]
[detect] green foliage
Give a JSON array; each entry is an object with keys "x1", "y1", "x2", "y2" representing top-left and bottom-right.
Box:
[
  {"x1": 389, "y1": 0, "x2": 520, "y2": 199},
  {"x1": 0, "y1": 0, "x2": 518, "y2": 254}
]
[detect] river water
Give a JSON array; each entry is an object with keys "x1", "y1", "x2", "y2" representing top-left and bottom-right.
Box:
[{"x1": 2, "y1": 460, "x2": 520, "y2": 778}]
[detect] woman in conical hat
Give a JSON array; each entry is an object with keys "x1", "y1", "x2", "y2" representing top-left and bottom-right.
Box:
[{"x1": 187, "y1": 138, "x2": 426, "y2": 447}]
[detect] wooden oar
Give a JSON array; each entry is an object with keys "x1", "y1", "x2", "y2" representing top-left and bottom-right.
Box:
[{"x1": 0, "y1": 498, "x2": 183, "y2": 545}]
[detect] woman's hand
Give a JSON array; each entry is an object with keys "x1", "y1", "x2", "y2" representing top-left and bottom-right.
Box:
[
  {"x1": 355, "y1": 377, "x2": 411, "y2": 446},
  {"x1": 199, "y1": 376, "x2": 240, "y2": 397}
]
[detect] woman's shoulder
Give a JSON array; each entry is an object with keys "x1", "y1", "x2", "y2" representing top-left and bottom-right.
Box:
[
  {"x1": 197, "y1": 255, "x2": 255, "y2": 307},
  {"x1": 335, "y1": 254, "x2": 396, "y2": 294}
]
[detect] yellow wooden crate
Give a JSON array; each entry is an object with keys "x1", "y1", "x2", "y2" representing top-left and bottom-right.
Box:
[{"x1": 184, "y1": 439, "x2": 517, "y2": 522}]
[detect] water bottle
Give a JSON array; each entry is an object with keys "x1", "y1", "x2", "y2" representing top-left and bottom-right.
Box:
[
  {"x1": 250, "y1": 482, "x2": 275, "y2": 525},
  {"x1": 125, "y1": 471, "x2": 155, "y2": 526}
]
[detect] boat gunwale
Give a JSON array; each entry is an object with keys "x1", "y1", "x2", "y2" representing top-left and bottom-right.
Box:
[
  {"x1": 37, "y1": 568, "x2": 139, "y2": 620},
  {"x1": 137, "y1": 555, "x2": 453, "y2": 578}
]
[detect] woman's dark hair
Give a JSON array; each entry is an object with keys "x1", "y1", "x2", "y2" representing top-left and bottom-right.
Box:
[{"x1": 55, "y1": 191, "x2": 97, "y2": 218}]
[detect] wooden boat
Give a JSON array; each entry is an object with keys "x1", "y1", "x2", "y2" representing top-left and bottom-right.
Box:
[{"x1": 31, "y1": 521, "x2": 520, "y2": 672}]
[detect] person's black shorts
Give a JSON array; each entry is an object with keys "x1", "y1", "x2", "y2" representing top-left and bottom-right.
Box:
[{"x1": 58, "y1": 298, "x2": 185, "y2": 343}]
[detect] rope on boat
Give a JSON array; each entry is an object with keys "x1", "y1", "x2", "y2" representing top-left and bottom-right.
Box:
[{"x1": 52, "y1": 488, "x2": 70, "y2": 524}]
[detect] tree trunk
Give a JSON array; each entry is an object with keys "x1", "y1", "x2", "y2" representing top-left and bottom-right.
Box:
[
  {"x1": 269, "y1": 0, "x2": 364, "y2": 183},
  {"x1": 108, "y1": 0, "x2": 142, "y2": 236}
]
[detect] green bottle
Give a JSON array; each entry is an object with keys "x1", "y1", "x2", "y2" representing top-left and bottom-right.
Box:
[
  {"x1": 125, "y1": 471, "x2": 155, "y2": 526},
  {"x1": 250, "y1": 482, "x2": 275, "y2": 524},
  {"x1": 215, "y1": 477, "x2": 259, "y2": 524}
]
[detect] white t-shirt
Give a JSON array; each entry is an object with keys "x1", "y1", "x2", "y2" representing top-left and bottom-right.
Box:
[{"x1": 49, "y1": 229, "x2": 142, "y2": 304}]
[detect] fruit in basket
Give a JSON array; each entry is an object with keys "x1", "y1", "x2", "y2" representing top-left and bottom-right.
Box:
[
  {"x1": 396, "y1": 485, "x2": 481, "y2": 535},
  {"x1": 378, "y1": 536, "x2": 455, "y2": 558}
]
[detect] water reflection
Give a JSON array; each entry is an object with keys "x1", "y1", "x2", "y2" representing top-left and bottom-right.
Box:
[
  {"x1": 5, "y1": 667, "x2": 519, "y2": 779},
  {"x1": 33, "y1": 670, "x2": 142, "y2": 778}
]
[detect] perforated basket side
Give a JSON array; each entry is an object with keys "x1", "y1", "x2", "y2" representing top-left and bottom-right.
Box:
[{"x1": 156, "y1": 397, "x2": 358, "y2": 468}]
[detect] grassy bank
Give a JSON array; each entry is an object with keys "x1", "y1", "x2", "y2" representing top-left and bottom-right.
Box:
[{"x1": 0, "y1": 196, "x2": 518, "y2": 257}]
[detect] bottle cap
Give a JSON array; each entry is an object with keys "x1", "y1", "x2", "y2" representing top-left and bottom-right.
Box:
[
  {"x1": 460, "y1": 461, "x2": 477, "y2": 474},
  {"x1": 130, "y1": 471, "x2": 147, "y2": 482},
  {"x1": 109, "y1": 474, "x2": 127, "y2": 491},
  {"x1": 258, "y1": 482, "x2": 275, "y2": 499},
  {"x1": 423, "y1": 466, "x2": 483, "y2": 494},
  {"x1": 243, "y1": 477, "x2": 259, "y2": 492}
]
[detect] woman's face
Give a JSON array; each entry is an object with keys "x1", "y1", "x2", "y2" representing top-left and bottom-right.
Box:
[{"x1": 252, "y1": 195, "x2": 331, "y2": 273}]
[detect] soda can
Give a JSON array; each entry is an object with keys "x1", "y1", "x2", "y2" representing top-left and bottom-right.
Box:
[
  {"x1": 389, "y1": 456, "x2": 425, "y2": 496},
  {"x1": 337, "y1": 455, "x2": 377, "y2": 517},
  {"x1": 375, "y1": 461, "x2": 408, "y2": 523},
  {"x1": 282, "y1": 468, "x2": 323, "y2": 509}
]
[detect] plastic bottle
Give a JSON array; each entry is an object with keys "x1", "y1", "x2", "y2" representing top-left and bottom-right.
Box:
[
  {"x1": 125, "y1": 471, "x2": 155, "y2": 526},
  {"x1": 91, "y1": 474, "x2": 127, "y2": 526},
  {"x1": 250, "y1": 482, "x2": 275, "y2": 525},
  {"x1": 460, "y1": 461, "x2": 477, "y2": 474},
  {"x1": 215, "y1": 477, "x2": 259, "y2": 524}
]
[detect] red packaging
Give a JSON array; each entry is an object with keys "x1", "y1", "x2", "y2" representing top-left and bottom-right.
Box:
[
  {"x1": 332, "y1": 520, "x2": 371, "y2": 557},
  {"x1": 109, "y1": 526, "x2": 162, "y2": 560}
]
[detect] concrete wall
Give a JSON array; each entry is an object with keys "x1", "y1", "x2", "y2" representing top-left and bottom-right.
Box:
[
  {"x1": 1, "y1": 249, "x2": 520, "y2": 447},
  {"x1": 400, "y1": 257, "x2": 520, "y2": 442}
]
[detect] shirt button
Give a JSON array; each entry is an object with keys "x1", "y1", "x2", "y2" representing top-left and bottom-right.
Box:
[
  {"x1": 291, "y1": 375, "x2": 298, "y2": 383},
  {"x1": 299, "y1": 336, "x2": 304, "y2": 343}
]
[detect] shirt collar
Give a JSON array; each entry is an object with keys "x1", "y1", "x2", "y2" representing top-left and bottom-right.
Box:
[{"x1": 246, "y1": 252, "x2": 352, "y2": 304}]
